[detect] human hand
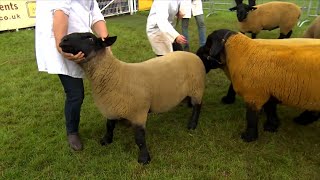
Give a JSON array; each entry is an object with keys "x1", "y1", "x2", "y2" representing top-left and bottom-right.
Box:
[
  {"x1": 175, "y1": 35, "x2": 188, "y2": 45},
  {"x1": 176, "y1": 11, "x2": 184, "y2": 19},
  {"x1": 57, "y1": 46, "x2": 85, "y2": 63}
]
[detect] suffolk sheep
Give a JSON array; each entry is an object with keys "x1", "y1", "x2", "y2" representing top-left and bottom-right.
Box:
[
  {"x1": 59, "y1": 32, "x2": 206, "y2": 164},
  {"x1": 303, "y1": 16, "x2": 320, "y2": 38},
  {"x1": 197, "y1": 33, "x2": 320, "y2": 125},
  {"x1": 229, "y1": 1, "x2": 301, "y2": 39},
  {"x1": 198, "y1": 37, "x2": 320, "y2": 104},
  {"x1": 198, "y1": 29, "x2": 320, "y2": 142}
]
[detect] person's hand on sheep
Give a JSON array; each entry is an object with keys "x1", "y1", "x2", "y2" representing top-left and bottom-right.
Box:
[
  {"x1": 58, "y1": 47, "x2": 85, "y2": 63},
  {"x1": 175, "y1": 35, "x2": 188, "y2": 45},
  {"x1": 176, "y1": 11, "x2": 185, "y2": 19}
]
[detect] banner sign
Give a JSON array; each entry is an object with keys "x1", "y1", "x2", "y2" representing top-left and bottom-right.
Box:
[
  {"x1": 138, "y1": 0, "x2": 152, "y2": 11},
  {"x1": 0, "y1": 1, "x2": 36, "y2": 31}
]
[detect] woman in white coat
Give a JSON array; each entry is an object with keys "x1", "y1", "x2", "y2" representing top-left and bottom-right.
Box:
[
  {"x1": 180, "y1": 0, "x2": 206, "y2": 51},
  {"x1": 146, "y1": 0, "x2": 187, "y2": 56},
  {"x1": 35, "y1": 0, "x2": 109, "y2": 151}
]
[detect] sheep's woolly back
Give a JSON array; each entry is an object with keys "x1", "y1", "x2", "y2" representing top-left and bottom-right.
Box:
[
  {"x1": 224, "y1": 33, "x2": 320, "y2": 110},
  {"x1": 81, "y1": 49, "x2": 206, "y2": 125},
  {"x1": 239, "y1": 1, "x2": 301, "y2": 34},
  {"x1": 303, "y1": 16, "x2": 320, "y2": 38}
]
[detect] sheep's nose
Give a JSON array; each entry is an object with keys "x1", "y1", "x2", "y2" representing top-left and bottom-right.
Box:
[
  {"x1": 61, "y1": 37, "x2": 69, "y2": 42},
  {"x1": 59, "y1": 37, "x2": 68, "y2": 47}
]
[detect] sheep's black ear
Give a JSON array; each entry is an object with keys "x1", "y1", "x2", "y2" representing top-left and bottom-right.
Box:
[
  {"x1": 100, "y1": 36, "x2": 117, "y2": 47},
  {"x1": 229, "y1": 6, "x2": 237, "y2": 11}
]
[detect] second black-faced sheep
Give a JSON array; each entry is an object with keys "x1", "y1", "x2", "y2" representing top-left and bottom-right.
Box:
[
  {"x1": 198, "y1": 29, "x2": 320, "y2": 142},
  {"x1": 229, "y1": 1, "x2": 301, "y2": 39},
  {"x1": 59, "y1": 32, "x2": 206, "y2": 164}
]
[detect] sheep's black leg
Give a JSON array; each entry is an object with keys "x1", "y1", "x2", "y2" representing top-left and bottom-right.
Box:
[
  {"x1": 241, "y1": 104, "x2": 259, "y2": 142},
  {"x1": 134, "y1": 125, "x2": 151, "y2": 165},
  {"x1": 285, "y1": 30, "x2": 293, "y2": 38},
  {"x1": 263, "y1": 98, "x2": 280, "y2": 132},
  {"x1": 293, "y1": 110, "x2": 320, "y2": 125},
  {"x1": 278, "y1": 33, "x2": 286, "y2": 39},
  {"x1": 182, "y1": 96, "x2": 193, "y2": 108},
  {"x1": 100, "y1": 119, "x2": 117, "y2": 145},
  {"x1": 188, "y1": 103, "x2": 202, "y2": 130},
  {"x1": 251, "y1": 33, "x2": 257, "y2": 39},
  {"x1": 221, "y1": 83, "x2": 236, "y2": 104}
]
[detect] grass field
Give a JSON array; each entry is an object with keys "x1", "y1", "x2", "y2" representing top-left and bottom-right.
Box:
[{"x1": 1, "y1": 6, "x2": 320, "y2": 179}]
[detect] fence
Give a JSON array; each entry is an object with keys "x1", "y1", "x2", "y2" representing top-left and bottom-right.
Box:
[
  {"x1": 202, "y1": 0, "x2": 234, "y2": 17},
  {"x1": 97, "y1": 0, "x2": 137, "y2": 17}
]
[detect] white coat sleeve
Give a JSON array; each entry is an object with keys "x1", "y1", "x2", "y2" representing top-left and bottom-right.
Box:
[
  {"x1": 154, "y1": 2, "x2": 180, "y2": 43},
  {"x1": 91, "y1": 0, "x2": 105, "y2": 25},
  {"x1": 50, "y1": 0, "x2": 72, "y2": 16}
]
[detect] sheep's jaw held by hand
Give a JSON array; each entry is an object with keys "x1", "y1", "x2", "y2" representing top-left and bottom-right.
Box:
[{"x1": 59, "y1": 32, "x2": 117, "y2": 63}]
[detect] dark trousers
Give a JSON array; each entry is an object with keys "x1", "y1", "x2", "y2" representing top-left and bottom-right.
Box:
[{"x1": 58, "y1": 74, "x2": 84, "y2": 134}]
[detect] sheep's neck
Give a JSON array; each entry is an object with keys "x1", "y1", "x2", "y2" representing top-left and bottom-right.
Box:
[
  {"x1": 225, "y1": 35, "x2": 256, "y2": 64},
  {"x1": 81, "y1": 48, "x2": 121, "y2": 89}
]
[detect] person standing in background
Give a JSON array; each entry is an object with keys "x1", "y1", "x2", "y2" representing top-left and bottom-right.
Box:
[
  {"x1": 180, "y1": 0, "x2": 206, "y2": 51},
  {"x1": 146, "y1": 0, "x2": 187, "y2": 56},
  {"x1": 35, "y1": 0, "x2": 109, "y2": 151}
]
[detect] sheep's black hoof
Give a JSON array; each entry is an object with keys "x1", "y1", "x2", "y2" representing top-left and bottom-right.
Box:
[
  {"x1": 221, "y1": 96, "x2": 235, "y2": 104},
  {"x1": 187, "y1": 121, "x2": 197, "y2": 130},
  {"x1": 138, "y1": 153, "x2": 151, "y2": 165},
  {"x1": 241, "y1": 129, "x2": 258, "y2": 142},
  {"x1": 293, "y1": 111, "x2": 319, "y2": 125},
  {"x1": 100, "y1": 137, "x2": 112, "y2": 146},
  {"x1": 263, "y1": 122, "x2": 279, "y2": 132}
]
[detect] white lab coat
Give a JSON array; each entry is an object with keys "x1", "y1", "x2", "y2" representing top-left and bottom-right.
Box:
[
  {"x1": 180, "y1": 0, "x2": 204, "y2": 18},
  {"x1": 146, "y1": 0, "x2": 182, "y2": 55},
  {"x1": 35, "y1": 0, "x2": 105, "y2": 78}
]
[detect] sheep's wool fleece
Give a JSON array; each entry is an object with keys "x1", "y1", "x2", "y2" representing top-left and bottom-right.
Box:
[
  {"x1": 224, "y1": 33, "x2": 320, "y2": 110},
  {"x1": 81, "y1": 49, "x2": 205, "y2": 124},
  {"x1": 239, "y1": 1, "x2": 301, "y2": 34}
]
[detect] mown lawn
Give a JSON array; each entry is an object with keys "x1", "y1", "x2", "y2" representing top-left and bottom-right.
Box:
[{"x1": 0, "y1": 7, "x2": 319, "y2": 179}]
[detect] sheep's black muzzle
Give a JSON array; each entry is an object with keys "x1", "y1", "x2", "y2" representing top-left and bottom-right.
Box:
[
  {"x1": 237, "y1": 11, "x2": 248, "y2": 22},
  {"x1": 59, "y1": 38, "x2": 77, "y2": 55},
  {"x1": 196, "y1": 46, "x2": 224, "y2": 73}
]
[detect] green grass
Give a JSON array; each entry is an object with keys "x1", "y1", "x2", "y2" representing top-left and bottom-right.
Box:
[{"x1": 1, "y1": 9, "x2": 320, "y2": 179}]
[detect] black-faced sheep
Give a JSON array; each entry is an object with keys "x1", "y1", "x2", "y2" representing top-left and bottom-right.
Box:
[
  {"x1": 229, "y1": 1, "x2": 301, "y2": 39},
  {"x1": 198, "y1": 29, "x2": 320, "y2": 142},
  {"x1": 198, "y1": 37, "x2": 320, "y2": 104},
  {"x1": 303, "y1": 16, "x2": 320, "y2": 38},
  {"x1": 59, "y1": 32, "x2": 206, "y2": 164}
]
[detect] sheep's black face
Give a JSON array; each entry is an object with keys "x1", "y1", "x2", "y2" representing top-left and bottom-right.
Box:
[
  {"x1": 60, "y1": 33, "x2": 99, "y2": 57},
  {"x1": 229, "y1": 3, "x2": 257, "y2": 22},
  {"x1": 59, "y1": 32, "x2": 117, "y2": 58},
  {"x1": 196, "y1": 46, "x2": 216, "y2": 73},
  {"x1": 204, "y1": 29, "x2": 237, "y2": 67},
  {"x1": 196, "y1": 29, "x2": 237, "y2": 72}
]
